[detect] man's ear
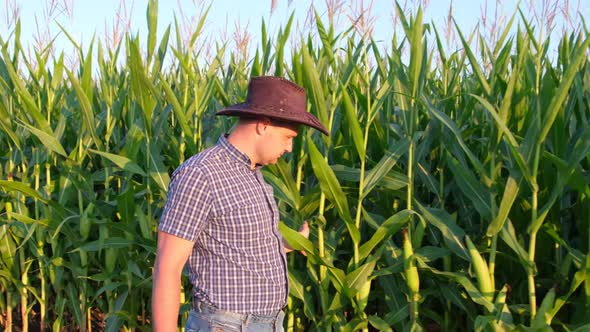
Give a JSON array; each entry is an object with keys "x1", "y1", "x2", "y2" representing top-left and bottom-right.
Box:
[{"x1": 255, "y1": 117, "x2": 272, "y2": 135}]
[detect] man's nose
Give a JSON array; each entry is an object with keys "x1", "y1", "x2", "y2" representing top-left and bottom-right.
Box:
[{"x1": 286, "y1": 140, "x2": 293, "y2": 153}]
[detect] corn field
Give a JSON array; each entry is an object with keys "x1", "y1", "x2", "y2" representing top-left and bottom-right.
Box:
[{"x1": 1, "y1": 0, "x2": 590, "y2": 331}]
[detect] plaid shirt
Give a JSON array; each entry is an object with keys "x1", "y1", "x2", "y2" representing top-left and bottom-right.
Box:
[{"x1": 158, "y1": 136, "x2": 289, "y2": 315}]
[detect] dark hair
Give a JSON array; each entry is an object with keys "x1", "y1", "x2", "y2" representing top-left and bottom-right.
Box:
[{"x1": 238, "y1": 115, "x2": 299, "y2": 128}]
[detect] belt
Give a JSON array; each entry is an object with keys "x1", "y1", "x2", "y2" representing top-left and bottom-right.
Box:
[{"x1": 192, "y1": 300, "x2": 283, "y2": 325}]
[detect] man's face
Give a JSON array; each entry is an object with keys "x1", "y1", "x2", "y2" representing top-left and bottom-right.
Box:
[{"x1": 256, "y1": 120, "x2": 299, "y2": 165}]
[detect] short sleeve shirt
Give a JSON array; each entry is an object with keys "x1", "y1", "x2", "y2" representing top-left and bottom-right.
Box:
[{"x1": 158, "y1": 136, "x2": 288, "y2": 315}]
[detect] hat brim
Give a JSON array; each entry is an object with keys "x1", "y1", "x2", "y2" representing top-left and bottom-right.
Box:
[{"x1": 216, "y1": 104, "x2": 329, "y2": 136}]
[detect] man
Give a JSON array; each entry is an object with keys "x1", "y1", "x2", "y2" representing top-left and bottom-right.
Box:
[{"x1": 152, "y1": 76, "x2": 329, "y2": 331}]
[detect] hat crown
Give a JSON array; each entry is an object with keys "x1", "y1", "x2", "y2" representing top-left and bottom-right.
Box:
[
  {"x1": 245, "y1": 76, "x2": 306, "y2": 115},
  {"x1": 216, "y1": 76, "x2": 329, "y2": 135}
]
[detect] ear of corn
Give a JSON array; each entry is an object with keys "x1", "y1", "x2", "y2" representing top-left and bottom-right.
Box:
[
  {"x1": 403, "y1": 228, "x2": 420, "y2": 296},
  {"x1": 465, "y1": 235, "x2": 494, "y2": 304}
]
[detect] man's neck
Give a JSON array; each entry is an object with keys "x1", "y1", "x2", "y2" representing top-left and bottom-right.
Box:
[{"x1": 226, "y1": 129, "x2": 258, "y2": 170}]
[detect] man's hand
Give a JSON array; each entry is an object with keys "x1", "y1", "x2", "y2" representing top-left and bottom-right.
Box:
[
  {"x1": 284, "y1": 221, "x2": 309, "y2": 255},
  {"x1": 298, "y1": 220, "x2": 309, "y2": 239}
]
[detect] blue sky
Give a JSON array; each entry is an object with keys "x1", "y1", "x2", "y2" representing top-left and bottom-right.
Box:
[{"x1": 3, "y1": 0, "x2": 588, "y2": 62}]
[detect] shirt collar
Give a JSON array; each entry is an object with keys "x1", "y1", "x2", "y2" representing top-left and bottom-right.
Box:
[{"x1": 218, "y1": 135, "x2": 261, "y2": 171}]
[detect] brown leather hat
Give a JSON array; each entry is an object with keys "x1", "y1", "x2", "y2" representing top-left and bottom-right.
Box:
[{"x1": 216, "y1": 76, "x2": 329, "y2": 135}]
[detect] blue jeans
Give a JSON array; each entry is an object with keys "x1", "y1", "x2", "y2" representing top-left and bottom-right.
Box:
[{"x1": 185, "y1": 301, "x2": 285, "y2": 332}]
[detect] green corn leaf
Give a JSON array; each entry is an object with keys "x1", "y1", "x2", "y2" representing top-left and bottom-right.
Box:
[
  {"x1": 440, "y1": 284, "x2": 472, "y2": 316},
  {"x1": 532, "y1": 287, "x2": 555, "y2": 328},
  {"x1": 331, "y1": 164, "x2": 361, "y2": 182},
  {"x1": 469, "y1": 95, "x2": 519, "y2": 148},
  {"x1": 327, "y1": 265, "x2": 346, "y2": 294},
  {"x1": 146, "y1": 0, "x2": 158, "y2": 62},
  {"x1": 586, "y1": 255, "x2": 590, "y2": 309},
  {"x1": 543, "y1": 224, "x2": 585, "y2": 265},
  {"x1": 363, "y1": 138, "x2": 409, "y2": 199},
  {"x1": 106, "y1": 289, "x2": 128, "y2": 332},
  {"x1": 66, "y1": 68, "x2": 102, "y2": 150},
  {"x1": 17, "y1": 121, "x2": 67, "y2": 157},
  {"x1": 416, "y1": 161, "x2": 441, "y2": 200},
  {"x1": 89, "y1": 149, "x2": 146, "y2": 176},
  {"x1": 81, "y1": 40, "x2": 94, "y2": 98},
  {"x1": 265, "y1": 159, "x2": 300, "y2": 208},
  {"x1": 288, "y1": 270, "x2": 317, "y2": 320},
  {"x1": 370, "y1": 39, "x2": 389, "y2": 79},
  {"x1": 424, "y1": 98, "x2": 488, "y2": 181},
  {"x1": 531, "y1": 156, "x2": 574, "y2": 235},
  {"x1": 453, "y1": 19, "x2": 491, "y2": 96},
  {"x1": 394, "y1": 1, "x2": 411, "y2": 35},
  {"x1": 301, "y1": 46, "x2": 329, "y2": 136},
  {"x1": 414, "y1": 200, "x2": 469, "y2": 261},
  {"x1": 368, "y1": 315, "x2": 393, "y2": 332},
  {"x1": 548, "y1": 268, "x2": 586, "y2": 321},
  {"x1": 308, "y1": 139, "x2": 359, "y2": 243},
  {"x1": 0, "y1": 181, "x2": 46, "y2": 202},
  {"x1": 415, "y1": 246, "x2": 451, "y2": 263},
  {"x1": 492, "y1": 9, "x2": 518, "y2": 58},
  {"x1": 117, "y1": 185, "x2": 135, "y2": 224},
  {"x1": 66, "y1": 283, "x2": 83, "y2": 326},
  {"x1": 136, "y1": 206, "x2": 153, "y2": 241},
  {"x1": 128, "y1": 38, "x2": 158, "y2": 130},
  {"x1": 408, "y1": 6, "x2": 425, "y2": 100},
  {"x1": 538, "y1": 37, "x2": 590, "y2": 141},
  {"x1": 188, "y1": 4, "x2": 211, "y2": 49},
  {"x1": 55, "y1": 21, "x2": 81, "y2": 54},
  {"x1": 340, "y1": 39, "x2": 365, "y2": 87},
  {"x1": 340, "y1": 318, "x2": 367, "y2": 332},
  {"x1": 1, "y1": 49, "x2": 51, "y2": 134},
  {"x1": 6, "y1": 213, "x2": 49, "y2": 229},
  {"x1": 0, "y1": 102, "x2": 21, "y2": 150},
  {"x1": 500, "y1": 220, "x2": 535, "y2": 272},
  {"x1": 368, "y1": 316, "x2": 393, "y2": 332},
  {"x1": 358, "y1": 209, "x2": 412, "y2": 261},
  {"x1": 274, "y1": 12, "x2": 294, "y2": 76},
  {"x1": 432, "y1": 24, "x2": 448, "y2": 65},
  {"x1": 288, "y1": 270, "x2": 306, "y2": 301},
  {"x1": 152, "y1": 25, "x2": 171, "y2": 76},
  {"x1": 92, "y1": 282, "x2": 126, "y2": 303},
  {"x1": 73, "y1": 237, "x2": 136, "y2": 252},
  {"x1": 340, "y1": 83, "x2": 365, "y2": 159},
  {"x1": 384, "y1": 305, "x2": 410, "y2": 326},
  {"x1": 345, "y1": 260, "x2": 376, "y2": 296},
  {"x1": 494, "y1": 284, "x2": 513, "y2": 324},
  {"x1": 264, "y1": 172, "x2": 297, "y2": 210},
  {"x1": 447, "y1": 156, "x2": 492, "y2": 220},
  {"x1": 159, "y1": 73, "x2": 193, "y2": 141},
  {"x1": 487, "y1": 176, "x2": 520, "y2": 236},
  {"x1": 313, "y1": 8, "x2": 335, "y2": 66},
  {"x1": 573, "y1": 325, "x2": 590, "y2": 332},
  {"x1": 278, "y1": 221, "x2": 319, "y2": 263},
  {"x1": 417, "y1": 258, "x2": 495, "y2": 312},
  {"x1": 148, "y1": 142, "x2": 171, "y2": 193},
  {"x1": 0, "y1": 225, "x2": 17, "y2": 271}
]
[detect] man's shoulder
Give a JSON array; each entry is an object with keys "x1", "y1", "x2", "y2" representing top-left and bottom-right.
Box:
[{"x1": 172, "y1": 144, "x2": 225, "y2": 178}]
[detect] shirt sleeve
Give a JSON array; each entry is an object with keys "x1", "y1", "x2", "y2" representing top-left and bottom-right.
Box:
[{"x1": 158, "y1": 165, "x2": 212, "y2": 242}]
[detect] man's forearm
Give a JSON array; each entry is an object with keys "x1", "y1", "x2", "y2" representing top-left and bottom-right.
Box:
[{"x1": 152, "y1": 267, "x2": 182, "y2": 331}]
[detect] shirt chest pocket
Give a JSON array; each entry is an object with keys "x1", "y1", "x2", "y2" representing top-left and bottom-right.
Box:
[{"x1": 212, "y1": 190, "x2": 275, "y2": 237}]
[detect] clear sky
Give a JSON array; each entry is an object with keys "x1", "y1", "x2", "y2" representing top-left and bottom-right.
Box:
[{"x1": 2, "y1": 0, "x2": 588, "y2": 64}]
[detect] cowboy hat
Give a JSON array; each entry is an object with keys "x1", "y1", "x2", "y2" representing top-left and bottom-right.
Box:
[{"x1": 216, "y1": 76, "x2": 329, "y2": 135}]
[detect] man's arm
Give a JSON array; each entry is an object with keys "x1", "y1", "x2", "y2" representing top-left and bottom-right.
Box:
[{"x1": 152, "y1": 231, "x2": 195, "y2": 332}]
